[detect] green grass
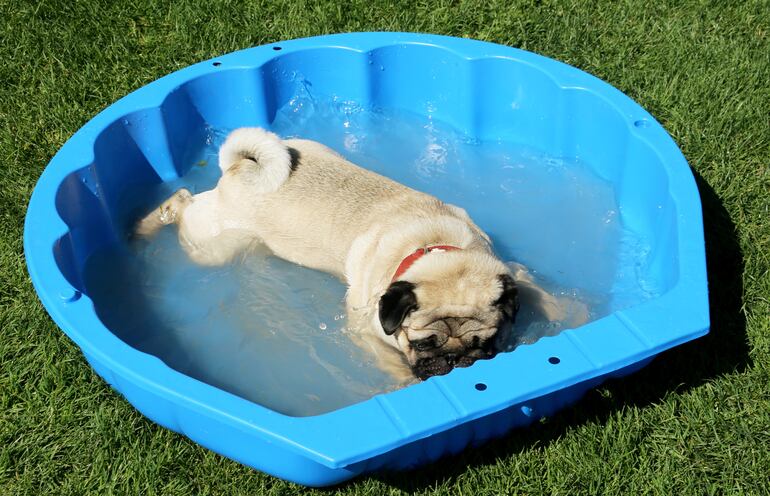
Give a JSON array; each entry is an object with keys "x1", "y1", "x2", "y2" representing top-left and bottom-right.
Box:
[{"x1": 2, "y1": 0, "x2": 768, "y2": 494}]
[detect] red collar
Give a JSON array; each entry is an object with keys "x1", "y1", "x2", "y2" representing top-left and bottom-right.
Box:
[{"x1": 391, "y1": 245, "x2": 461, "y2": 282}]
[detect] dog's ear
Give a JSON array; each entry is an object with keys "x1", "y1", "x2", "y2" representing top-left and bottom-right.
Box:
[
  {"x1": 494, "y1": 274, "x2": 519, "y2": 322},
  {"x1": 378, "y1": 281, "x2": 419, "y2": 335}
]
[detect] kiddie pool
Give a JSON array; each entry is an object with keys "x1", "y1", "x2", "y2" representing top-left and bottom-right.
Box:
[{"x1": 24, "y1": 33, "x2": 709, "y2": 486}]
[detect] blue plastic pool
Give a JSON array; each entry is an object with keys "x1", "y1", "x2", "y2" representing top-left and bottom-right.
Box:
[{"x1": 24, "y1": 33, "x2": 709, "y2": 486}]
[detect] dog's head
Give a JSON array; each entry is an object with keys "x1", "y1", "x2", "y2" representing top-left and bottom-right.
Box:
[{"x1": 378, "y1": 250, "x2": 518, "y2": 380}]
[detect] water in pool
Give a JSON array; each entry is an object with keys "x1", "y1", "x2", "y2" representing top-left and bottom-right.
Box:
[{"x1": 85, "y1": 90, "x2": 655, "y2": 416}]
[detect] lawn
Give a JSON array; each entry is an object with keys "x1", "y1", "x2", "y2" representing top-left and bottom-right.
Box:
[{"x1": 1, "y1": 0, "x2": 768, "y2": 494}]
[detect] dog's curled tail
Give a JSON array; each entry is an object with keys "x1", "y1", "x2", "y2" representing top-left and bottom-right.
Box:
[{"x1": 218, "y1": 127, "x2": 292, "y2": 194}]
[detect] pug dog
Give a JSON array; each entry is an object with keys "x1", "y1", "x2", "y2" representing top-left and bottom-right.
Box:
[{"x1": 136, "y1": 128, "x2": 582, "y2": 382}]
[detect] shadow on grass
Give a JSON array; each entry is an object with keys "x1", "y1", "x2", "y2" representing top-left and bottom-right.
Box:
[{"x1": 366, "y1": 169, "x2": 750, "y2": 492}]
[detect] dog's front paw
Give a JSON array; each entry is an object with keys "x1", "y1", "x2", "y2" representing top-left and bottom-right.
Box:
[
  {"x1": 556, "y1": 296, "x2": 590, "y2": 328},
  {"x1": 520, "y1": 285, "x2": 591, "y2": 329}
]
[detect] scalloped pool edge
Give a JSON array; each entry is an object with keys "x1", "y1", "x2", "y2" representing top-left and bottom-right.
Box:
[{"x1": 24, "y1": 33, "x2": 709, "y2": 486}]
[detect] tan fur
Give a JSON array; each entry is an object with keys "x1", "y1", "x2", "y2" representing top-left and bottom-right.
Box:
[{"x1": 136, "y1": 129, "x2": 585, "y2": 381}]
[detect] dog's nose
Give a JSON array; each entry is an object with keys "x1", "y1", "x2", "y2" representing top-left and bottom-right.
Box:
[{"x1": 444, "y1": 353, "x2": 458, "y2": 366}]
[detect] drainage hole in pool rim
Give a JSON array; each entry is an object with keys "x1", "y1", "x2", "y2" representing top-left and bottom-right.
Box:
[
  {"x1": 548, "y1": 356, "x2": 561, "y2": 364},
  {"x1": 60, "y1": 289, "x2": 82, "y2": 303}
]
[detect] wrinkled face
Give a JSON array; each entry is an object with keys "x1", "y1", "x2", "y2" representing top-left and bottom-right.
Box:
[{"x1": 378, "y1": 252, "x2": 519, "y2": 380}]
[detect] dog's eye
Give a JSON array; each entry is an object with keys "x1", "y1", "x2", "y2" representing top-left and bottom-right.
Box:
[
  {"x1": 472, "y1": 335, "x2": 481, "y2": 348},
  {"x1": 411, "y1": 335, "x2": 437, "y2": 351}
]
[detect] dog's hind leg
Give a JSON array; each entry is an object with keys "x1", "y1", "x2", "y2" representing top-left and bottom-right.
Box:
[
  {"x1": 134, "y1": 185, "x2": 253, "y2": 266},
  {"x1": 174, "y1": 187, "x2": 259, "y2": 266},
  {"x1": 134, "y1": 128, "x2": 291, "y2": 266},
  {"x1": 134, "y1": 188, "x2": 193, "y2": 237}
]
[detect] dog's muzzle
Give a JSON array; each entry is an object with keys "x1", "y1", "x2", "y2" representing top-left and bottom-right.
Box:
[{"x1": 412, "y1": 348, "x2": 495, "y2": 380}]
